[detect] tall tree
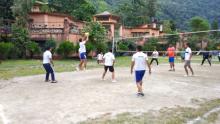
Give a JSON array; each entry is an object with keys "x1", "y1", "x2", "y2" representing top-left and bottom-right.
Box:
[
  {"x1": 147, "y1": 0, "x2": 157, "y2": 19},
  {"x1": 211, "y1": 19, "x2": 219, "y2": 39},
  {"x1": 49, "y1": 0, "x2": 96, "y2": 21},
  {"x1": 189, "y1": 16, "x2": 210, "y2": 48}
]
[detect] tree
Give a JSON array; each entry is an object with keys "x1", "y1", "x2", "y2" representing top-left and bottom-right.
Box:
[
  {"x1": 11, "y1": 25, "x2": 31, "y2": 58},
  {"x1": 82, "y1": 22, "x2": 108, "y2": 53},
  {"x1": 49, "y1": 0, "x2": 96, "y2": 21},
  {"x1": 26, "y1": 41, "x2": 41, "y2": 58},
  {"x1": 44, "y1": 39, "x2": 57, "y2": 53},
  {"x1": 211, "y1": 19, "x2": 219, "y2": 39},
  {"x1": 147, "y1": 0, "x2": 157, "y2": 19},
  {"x1": 189, "y1": 16, "x2": 210, "y2": 49},
  {"x1": 57, "y1": 41, "x2": 74, "y2": 58}
]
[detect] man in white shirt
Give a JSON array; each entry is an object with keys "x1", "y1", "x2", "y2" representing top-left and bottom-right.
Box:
[
  {"x1": 218, "y1": 51, "x2": 220, "y2": 62},
  {"x1": 43, "y1": 47, "x2": 57, "y2": 83},
  {"x1": 131, "y1": 46, "x2": 151, "y2": 97},
  {"x1": 78, "y1": 35, "x2": 89, "y2": 70},
  {"x1": 102, "y1": 49, "x2": 116, "y2": 82},
  {"x1": 184, "y1": 42, "x2": 194, "y2": 76},
  {"x1": 150, "y1": 48, "x2": 159, "y2": 65}
]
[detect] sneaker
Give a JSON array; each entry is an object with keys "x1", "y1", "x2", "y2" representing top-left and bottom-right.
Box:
[
  {"x1": 51, "y1": 80, "x2": 58, "y2": 83},
  {"x1": 112, "y1": 80, "x2": 117, "y2": 83},
  {"x1": 137, "y1": 92, "x2": 144, "y2": 97},
  {"x1": 45, "y1": 80, "x2": 51, "y2": 82},
  {"x1": 140, "y1": 93, "x2": 145, "y2": 97}
]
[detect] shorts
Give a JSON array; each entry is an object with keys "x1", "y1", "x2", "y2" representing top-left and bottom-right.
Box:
[
  {"x1": 80, "y1": 52, "x2": 87, "y2": 60},
  {"x1": 184, "y1": 60, "x2": 191, "y2": 66},
  {"x1": 104, "y1": 66, "x2": 114, "y2": 72},
  {"x1": 135, "y1": 70, "x2": 146, "y2": 83},
  {"x1": 169, "y1": 57, "x2": 175, "y2": 63}
]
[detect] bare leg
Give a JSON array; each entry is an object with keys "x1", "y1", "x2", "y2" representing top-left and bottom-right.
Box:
[
  {"x1": 184, "y1": 65, "x2": 189, "y2": 76},
  {"x1": 102, "y1": 70, "x2": 107, "y2": 80},
  {"x1": 112, "y1": 72, "x2": 115, "y2": 80},
  {"x1": 84, "y1": 59, "x2": 87, "y2": 69},
  {"x1": 188, "y1": 65, "x2": 194, "y2": 75},
  {"x1": 79, "y1": 60, "x2": 84, "y2": 70},
  {"x1": 136, "y1": 82, "x2": 143, "y2": 93}
]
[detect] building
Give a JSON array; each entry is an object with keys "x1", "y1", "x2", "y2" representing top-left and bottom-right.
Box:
[
  {"x1": 28, "y1": 1, "x2": 84, "y2": 45},
  {"x1": 93, "y1": 11, "x2": 120, "y2": 40}
]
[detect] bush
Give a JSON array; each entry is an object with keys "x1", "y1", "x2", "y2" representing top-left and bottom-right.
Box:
[
  {"x1": 0, "y1": 42, "x2": 15, "y2": 59},
  {"x1": 26, "y1": 41, "x2": 41, "y2": 58},
  {"x1": 44, "y1": 39, "x2": 57, "y2": 53},
  {"x1": 143, "y1": 38, "x2": 159, "y2": 51},
  {"x1": 57, "y1": 41, "x2": 74, "y2": 58}
]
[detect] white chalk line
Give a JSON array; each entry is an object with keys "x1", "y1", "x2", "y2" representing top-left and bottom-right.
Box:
[{"x1": 0, "y1": 104, "x2": 9, "y2": 124}]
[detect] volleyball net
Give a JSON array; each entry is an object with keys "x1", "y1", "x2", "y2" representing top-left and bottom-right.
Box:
[{"x1": 113, "y1": 29, "x2": 220, "y2": 58}]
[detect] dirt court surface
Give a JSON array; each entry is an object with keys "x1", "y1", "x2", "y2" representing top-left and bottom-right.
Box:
[{"x1": 0, "y1": 64, "x2": 220, "y2": 124}]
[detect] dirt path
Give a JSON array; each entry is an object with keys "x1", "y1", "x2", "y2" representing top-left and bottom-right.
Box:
[{"x1": 0, "y1": 64, "x2": 220, "y2": 124}]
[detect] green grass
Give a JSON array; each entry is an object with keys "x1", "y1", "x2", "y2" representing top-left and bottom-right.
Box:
[
  {"x1": 0, "y1": 56, "x2": 219, "y2": 79},
  {"x1": 80, "y1": 99, "x2": 220, "y2": 124}
]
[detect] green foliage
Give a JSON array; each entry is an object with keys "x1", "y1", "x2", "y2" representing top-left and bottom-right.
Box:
[
  {"x1": 57, "y1": 41, "x2": 74, "y2": 58},
  {"x1": 49, "y1": 0, "x2": 96, "y2": 21},
  {"x1": 12, "y1": 25, "x2": 31, "y2": 58},
  {"x1": 143, "y1": 38, "x2": 159, "y2": 51},
  {"x1": 26, "y1": 41, "x2": 41, "y2": 58},
  {"x1": 44, "y1": 39, "x2": 57, "y2": 52},
  {"x1": 0, "y1": 42, "x2": 15, "y2": 59},
  {"x1": 211, "y1": 19, "x2": 219, "y2": 39},
  {"x1": 167, "y1": 32, "x2": 180, "y2": 45},
  {"x1": 190, "y1": 16, "x2": 210, "y2": 32},
  {"x1": 82, "y1": 22, "x2": 108, "y2": 53}
]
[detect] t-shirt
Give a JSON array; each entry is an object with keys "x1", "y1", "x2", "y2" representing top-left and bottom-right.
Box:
[
  {"x1": 43, "y1": 50, "x2": 52, "y2": 64},
  {"x1": 103, "y1": 52, "x2": 115, "y2": 66},
  {"x1": 97, "y1": 54, "x2": 103, "y2": 60},
  {"x1": 78, "y1": 41, "x2": 86, "y2": 53},
  {"x1": 203, "y1": 51, "x2": 209, "y2": 58},
  {"x1": 132, "y1": 52, "x2": 148, "y2": 71},
  {"x1": 185, "y1": 47, "x2": 192, "y2": 61},
  {"x1": 152, "y1": 51, "x2": 159, "y2": 58},
  {"x1": 167, "y1": 47, "x2": 175, "y2": 57}
]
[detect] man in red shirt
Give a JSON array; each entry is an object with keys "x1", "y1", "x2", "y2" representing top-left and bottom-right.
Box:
[{"x1": 167, "y1": 44, "x2": 176, "y2": 71}]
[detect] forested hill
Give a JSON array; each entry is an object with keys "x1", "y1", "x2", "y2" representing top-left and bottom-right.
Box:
[{"x1": 90, "y1": 0, "x2": 220, "y2": 30}]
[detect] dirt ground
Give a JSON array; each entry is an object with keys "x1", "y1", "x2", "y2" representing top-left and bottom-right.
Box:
[{"x1": 0, "y1": 64, "x2": 220, "y2": 124}]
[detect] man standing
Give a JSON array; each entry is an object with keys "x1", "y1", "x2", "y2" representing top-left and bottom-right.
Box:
[
  {"x1": 150, "y1": 48, "x2": 159, "y2": 66},
  {"x1": 77, "y1": 34, "x2": 89, "y2": 71},
  {"x1": 184, "y1": 42, "x2": 194, "y2": 77},
  {"x1": 131, "y1": 46, "x2": 151, "y2": 97},
  {"x1": 218, "y1": 51, "x2": 220, "y2": 62},
  {"x1": 201, "y1": 48, "x2": 211, "y2": 66},
  {"x1": 102, "y1": 49, "x2": 116, "y2": 82},
  {"x1": 43, "y1": 47, "x2": 57, "y2": 83},
  {"x1": 97, "y1": 52, "x2": 104, "y2": 64},
  {"x1": 167, "y1": 44, "x2": 176, "y2": 71}
]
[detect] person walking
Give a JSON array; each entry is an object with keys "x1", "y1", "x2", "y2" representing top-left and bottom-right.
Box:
[{"x1": 131, "y1": 46, "x2": 151, "y2": 97}]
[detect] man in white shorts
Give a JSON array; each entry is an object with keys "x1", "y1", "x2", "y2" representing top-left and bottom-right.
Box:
[
  {"x1": 131, "y1": 46, "x2": 151, "y2": 97},
  {"x1": 102, "y1": 49, "x2": 116, "y2": 82},
  {"x1": 184, "y1": 42, "x2": 194, "y2": 76}
]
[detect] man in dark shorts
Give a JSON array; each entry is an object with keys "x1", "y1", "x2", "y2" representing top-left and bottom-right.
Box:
[
  {"x1": 201, "y1": 48, "x2": 211, "y2": 66},
  {"x1": 102, "y1": 49, "x2": 116, "y2": 82}
]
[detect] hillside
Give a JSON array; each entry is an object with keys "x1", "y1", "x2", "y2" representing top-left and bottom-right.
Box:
[{"x1": 90, "y1": 0, "x2": 220, "y2": 30}]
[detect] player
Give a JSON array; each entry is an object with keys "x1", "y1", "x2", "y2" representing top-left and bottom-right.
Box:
[
  {"x1": 201, "y1": 48, "x2": 211, "y2": 66},
  {"x1": 77, "y1": 33, "x2": 89, "y2": 71},
  {"x1": 97, "y1": 52, "x2": 104, "y2": 64},
  {"x1": 167, "y1": 44, "x2": 176, "y2": 71},
  {"x1": 150, "y1": 48, "x2": 159, "y2": 66},
  {"x1": 184, "y1": 42, "x2": 194, "y2": 76},
  {"x1": 131, "y1": 46, "x2": 151, "y2": 97},
  {"x1": 102, "y1": 49, "x2": 116, "y2": 82}
]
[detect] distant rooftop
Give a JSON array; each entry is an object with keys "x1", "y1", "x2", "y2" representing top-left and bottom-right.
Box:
[{"x1": 94, "y1": 11, "x2": 119, "y2": 18}]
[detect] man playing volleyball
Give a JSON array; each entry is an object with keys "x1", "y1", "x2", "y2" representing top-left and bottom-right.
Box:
[
  {"x1": 102, "y1": 49, "x2": 116, "y2": 82},
  {"x1": 77, "y1": 33, "x2": 89, "y2": 71},
  {"x1": 131, "y1": 46, "x2": 151, "y2": 97},
  {"x1": 167, "y1": 44, "x2": 176, "y2": 71},
  {"x1": 184, "y1": 42, "x2": 194, "y2": 76}
]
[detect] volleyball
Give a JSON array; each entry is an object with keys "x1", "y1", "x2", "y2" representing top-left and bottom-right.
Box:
[{"x1": 85, "y1": 32, "x2": 89, "y2": 36}]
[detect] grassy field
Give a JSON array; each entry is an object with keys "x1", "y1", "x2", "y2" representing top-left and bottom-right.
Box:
[
  {"x1": 80, "y1": 99, "x2": 220, "y2": 124},
  {"x1": 0, "y1": 56, "x2": 219, "y2": 79}
]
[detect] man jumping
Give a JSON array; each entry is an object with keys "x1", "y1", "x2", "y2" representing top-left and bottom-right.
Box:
[
  {"x1": 77, "y1": 34, "x2": 89, "y2": 71},
  {"x1": 131, "y1": 46, "x2": 151, "y2": 97}
]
